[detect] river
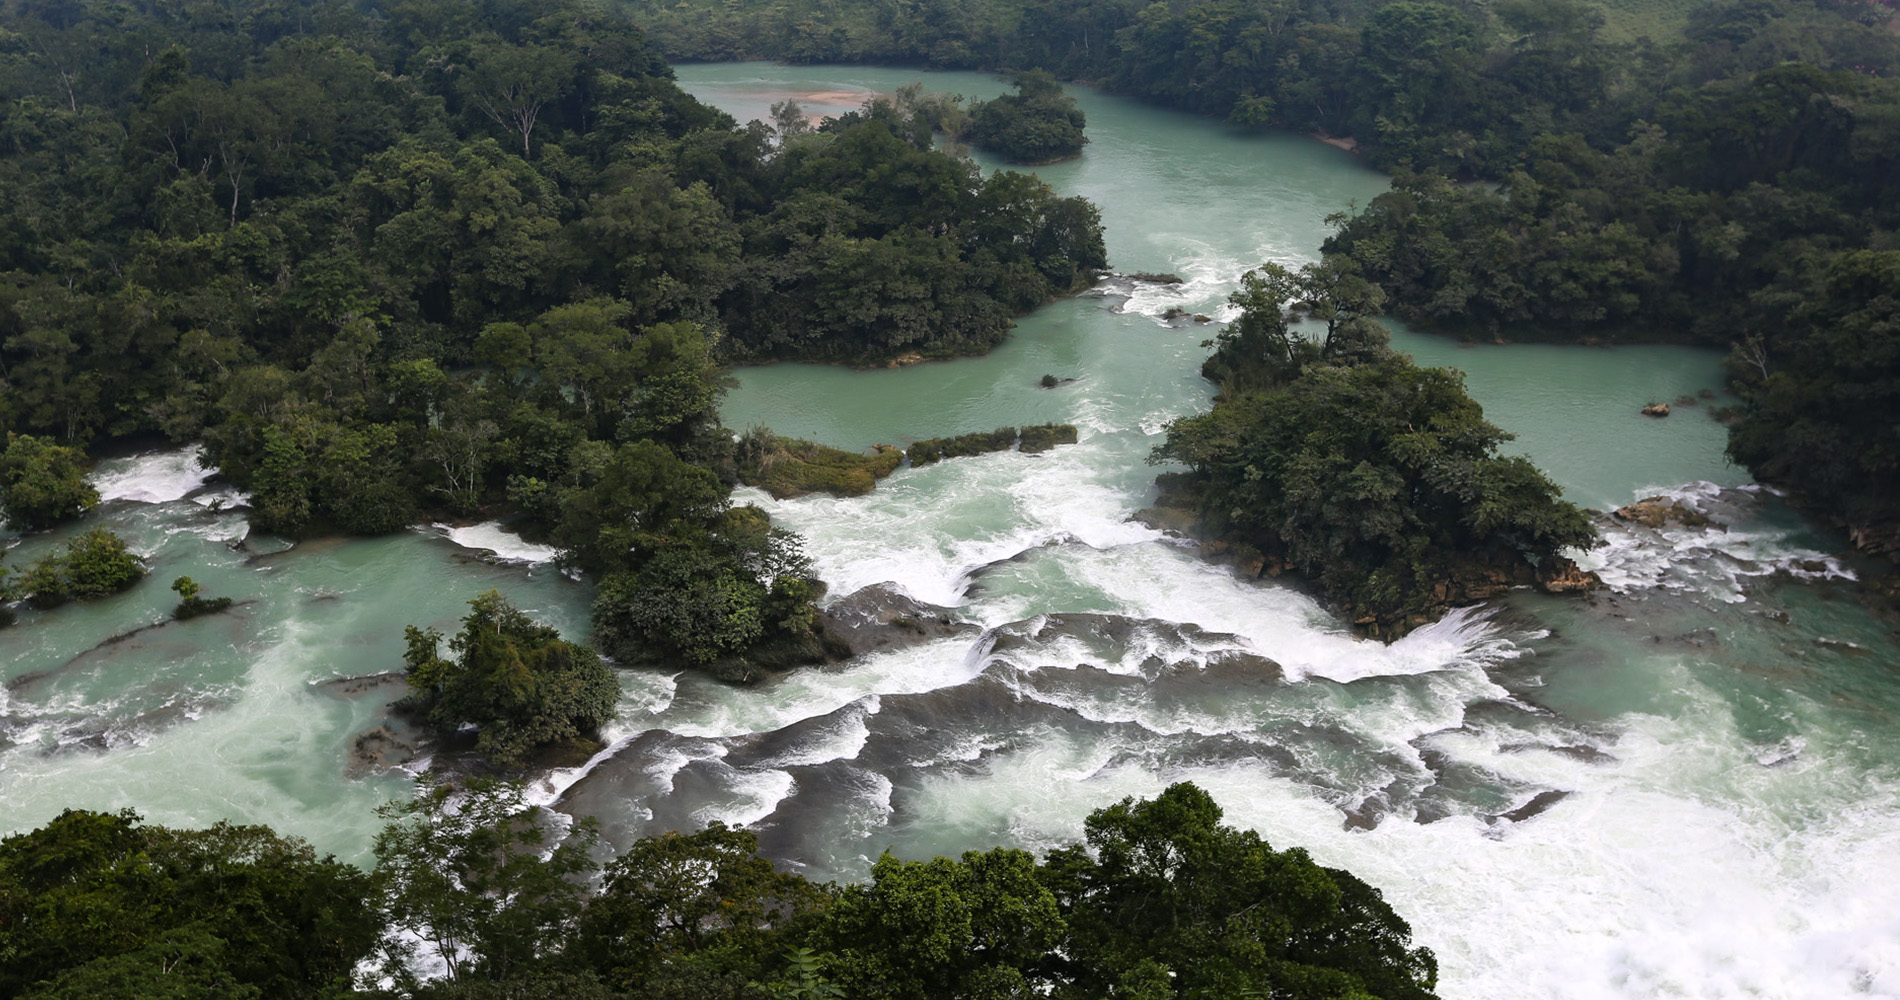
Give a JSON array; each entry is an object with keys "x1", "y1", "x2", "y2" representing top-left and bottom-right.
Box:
[{"x1": 2, "y1": 62, "x2": 1897, "y2": 1000}]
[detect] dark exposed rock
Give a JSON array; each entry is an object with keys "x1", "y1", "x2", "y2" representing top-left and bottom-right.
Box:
[
  {"x1": 1487, "y1": 789, "x2": 1571, "y2": 824},
  {"x1": 816, "y1": 583, "x2": 979, "y2": 658},
  {"x1": 313, "y1": 671, "x2": 408, "y2": 701}
]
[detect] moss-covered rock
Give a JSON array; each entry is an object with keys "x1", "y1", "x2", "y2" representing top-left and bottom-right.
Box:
[
  {"x1": 1019, "y1": 423, "x2": 1079, "y2": 453},
  {"x1": 736, "y1": 430, "x2": 903, "y2": 498}
]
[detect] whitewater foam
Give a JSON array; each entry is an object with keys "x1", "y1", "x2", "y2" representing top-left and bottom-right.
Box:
[{"x1": 427, "y1": 522, "x2": 560, "y2": 564}]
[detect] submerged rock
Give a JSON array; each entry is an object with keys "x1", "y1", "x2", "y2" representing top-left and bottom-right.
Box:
[
  {"x1": 816, "y1": 582, "x2": 979, "y2": 658},
  {"x1": 348, "y1": 724, "x2": 418, "y2": 776}
]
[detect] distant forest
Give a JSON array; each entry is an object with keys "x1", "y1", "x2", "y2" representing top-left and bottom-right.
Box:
[
  {"x1": 625, "y1": 0, "x2": 1900, "y2": 557},
  {"x1": 0, "y1": 0, "x2": 1107, "y2": 672}
]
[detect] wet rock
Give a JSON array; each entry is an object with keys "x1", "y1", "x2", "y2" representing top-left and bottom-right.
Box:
[
  {"x1": 1641, "y1": 402, "x2": 1671, "y2": 417},
  {"x1": 817, "y1": 583, "x2": 979, "y2": 658},
  {"x1": 348, "y1": 724, "x2": 418, "y2": 776},
  {"x1": 1846, "y1": 518, "x2": 1900, "y2": 560},
  {"x1": 1501, "y1": 742, "x2": 1617, "y2": 765},
  {"x1": 313, "y1": 671, "x2": 408, "y2": 701},
  {"x1": 1613, "y1": 497, "x2": 1715, "y2": 529},
  {"x1": 1536, "y1": 557, "x2": 1600, "y2": 594},
  {"x1": 1487, "y1": 789, "x2": 1571, "y2": 825},
  {"x1": 1342, "y1": 793, "x2": 1392, "y2": 831}
]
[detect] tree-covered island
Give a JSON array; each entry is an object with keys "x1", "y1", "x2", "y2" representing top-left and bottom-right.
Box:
[
  {"x1": 0, "y1": 0, "x2": 1107, "y2": 665},
  {"x1": 622, "y1": 0, "x2": 1900, "y2": 567},
  {"x1": 1150, "y1": 263, "x2": 1599, "y2": 638}
]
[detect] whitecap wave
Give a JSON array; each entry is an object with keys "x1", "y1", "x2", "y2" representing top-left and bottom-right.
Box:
[
  {"x1": 1572, "y1": 482, "x2": 1855, "y2": 602},
  {"x1": 427, "y1": 522, "x2": 560, "y2": 564},
  {"x1": 90, "y1": 445, "x2": 216, "y2": 503}
]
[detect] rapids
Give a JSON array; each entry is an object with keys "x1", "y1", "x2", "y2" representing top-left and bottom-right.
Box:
[{"x1": 2, "y1": 62, "x2": 1896, "y2": 1000}]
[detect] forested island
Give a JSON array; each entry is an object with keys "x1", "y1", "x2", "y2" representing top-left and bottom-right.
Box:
[
  {"x1": 0, "y1": 0, "x2": 1107, "y2": 676},
  {"x1": 623, "y1": 0, "x2": 1900, "y2": 564}
]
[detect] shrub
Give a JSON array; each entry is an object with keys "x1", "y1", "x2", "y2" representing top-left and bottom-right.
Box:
[
  {"x1": 20, "y1": 528, "x2": 146, "y2": 608},
  {"x1": 0, "y1": 434, "x2": 99, "y2": 531}
]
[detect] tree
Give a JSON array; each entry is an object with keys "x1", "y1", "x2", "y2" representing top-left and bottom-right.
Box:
[
  {"x1": 1157, "y1": 347, "x2": 1596, "y2": 630},
  {"x1": 0, "y1": 433, "x2": 99, "y2": 530},
  {"x1": 401, "y1": 591, "x2": 619, "y2": 767},
  {"x1": 577, "y1": 823, "x2": 830, "y2": 992},
  {"x1": 1046, "y1": 783, "x2": 1438, "y2": 1000},
  {"x1": 810, "y1": 847, "x2": 1065, "y2": 1000},
  {"x1": 171, "y1": 574, "x2": 234, "y2": 620},
  {"x1": 964, "y1": 71, "x2": 1088, "y2": 164},
  {"x1": 0, "y1": 809, "x2": 378, "y2": 1000},
  {"x1": 18, "y1": 527, "x2": 146, "y2": 608},
  {"x1": 373, "y1": 778, "x2": 601, "y2": 989}
]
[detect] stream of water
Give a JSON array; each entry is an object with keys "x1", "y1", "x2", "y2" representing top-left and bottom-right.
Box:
[{"x1": 2, "y1": 62, "x2": 1896, "y2": 1000}]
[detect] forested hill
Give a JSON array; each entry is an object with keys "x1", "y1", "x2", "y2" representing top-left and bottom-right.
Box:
[
  {"x1": 623, "y1": 0, "x2": 1900, "y2": 562},
  {"x1": 0, "y1": 0, "x2": 1107, "y2": 676}
]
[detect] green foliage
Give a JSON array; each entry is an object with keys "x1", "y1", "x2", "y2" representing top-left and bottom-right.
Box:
[
  {"x1": 1158, "y1": 286, "x2": 1596, "y2": 629},
  {"x1": 814, "y1": 847, "x2": 1064, "y2": 1000},
  {"x1": 170, "y1": 574, "x2": 235, "y2": 620},
  {"x1": 4, "y1": 782, "x2": 1435, "y2": 1000},
  {"x1": 1049, "y1": 783, "x2": 1437, "y2": 1000},
  {"x1": 578, "y1": 823, "x2": 831, "y2": 992},
  {"x1": 373, "y1": 778, "x2": 602, "y2": 989},
  {"x1": 400, "y1": 591, "x2": 618, "y2": 768},
  {"x1": 1726, "y1": 250, "x2": 1900, "y2": 532},
  {"x1": 17, "y1": 528, "x2": 146, "y2": 608},
  {"x1": 0, "y1": 434, "x2": 98, "y2": 531},
  {"x1": 618, "y1": 0, "x2": 1900, "y2": 558},
  {"x1": 965, "y1": 71, "x2": 1088, "y2": 164},
  {"x1": 0, "y1": 0, "x2": 1107, "y2": 687},
  {"x1": 0, "y1": 808, "x2": 378, "y2": 1000},
  {"x1": 1200, "y1": 261, "x2": 1389, "y2": 394},
  {"x1": 590, "y1": 519, "x2": 823, "y2": 681}
]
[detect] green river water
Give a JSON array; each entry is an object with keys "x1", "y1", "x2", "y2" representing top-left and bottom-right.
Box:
[{"x1": 2, "y1": 62, "x2": 1896, "y2": 1000}]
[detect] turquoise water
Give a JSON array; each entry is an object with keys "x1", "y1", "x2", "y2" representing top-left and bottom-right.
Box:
[{"x1": 1, "y1": 61, "x2": 1895, "y2": 1000}]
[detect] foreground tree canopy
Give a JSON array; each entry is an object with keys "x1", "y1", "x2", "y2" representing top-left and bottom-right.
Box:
[{"x1": 1, "y1": 781, "x2": 1438, "y2": 1000}]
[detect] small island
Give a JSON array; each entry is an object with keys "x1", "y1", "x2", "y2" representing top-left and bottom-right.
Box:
[
  {"x1": 964, "y1": 70, "x2": 1089, "y2": 164},
  {"x1": 1148, "y1": 261, "x2": 1600, "y2": 637}
]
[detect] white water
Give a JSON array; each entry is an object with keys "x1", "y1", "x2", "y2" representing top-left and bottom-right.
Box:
[{"x1": 3, "y1": 63, "x2": 1895, "y2": 1000}]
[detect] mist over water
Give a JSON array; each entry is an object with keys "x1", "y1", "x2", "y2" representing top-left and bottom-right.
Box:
[{"x1": 3, "y1": 62, "x2": 1896, "y2": 1000}]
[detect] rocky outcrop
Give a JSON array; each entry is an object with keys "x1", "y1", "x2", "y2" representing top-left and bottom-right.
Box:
[
  {"x1": 1535, "y1": 558, "x2": 1599, "y2": 593},
  {"x1": 1613, "y1": 497, "x2": 1714, "y2": 529},
  {"x1": 816, "y1": 583, "x2": 979, "y2": 658},
  {"x1": 348, "y1": 724, "x2": 418, "y2": 776},
  {"x1": 1641, "y1": 402, "x2": 1671, "y2": 417},
  {"x1": 1137, "y1": 502, "x2": 1600, "y2": 640},
  {"x1": 1847, "y1": 518, "x2": 1900, "y2": 560}
]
